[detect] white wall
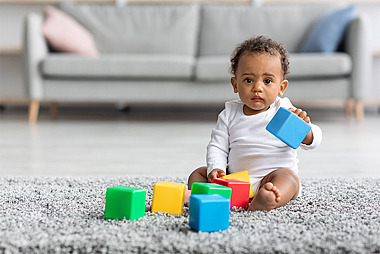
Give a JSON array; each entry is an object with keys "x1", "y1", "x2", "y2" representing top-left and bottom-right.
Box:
[
  {"x1": 0, "y1": 4, "x2": 43, "y2": 101},
  {"x1": 358, "y1": 4, "x2": 380, "y2": 100}
]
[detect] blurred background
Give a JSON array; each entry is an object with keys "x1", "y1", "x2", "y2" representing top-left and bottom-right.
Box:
[
  {"x1": 0, "y1": 0, "x2": 379, "y2": 179},
  {"x1": 1, "y1": 0, "x2": 379, "y2": 105}
]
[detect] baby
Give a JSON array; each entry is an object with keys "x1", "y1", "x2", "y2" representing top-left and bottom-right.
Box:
[{"x1": 188, "y1": 36, "x2": 322, "y2": 211}]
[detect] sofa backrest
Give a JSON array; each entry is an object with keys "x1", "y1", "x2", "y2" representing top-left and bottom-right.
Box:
[
  {"x1": 58, "y1": 2, "x2": 347, "y2": 57},
  {"x1": 59, "y1": 2, "x2": 200, "y2": 56},
  {"x1": 199, "y1": 4, "x2": 345, "y2": 56}
]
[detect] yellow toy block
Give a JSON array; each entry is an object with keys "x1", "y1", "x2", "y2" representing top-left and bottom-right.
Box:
[
  {"x1": 151, "y1": 181, "x2": 186, "y2": 215},
  {"x1": 221, "y1": 170, "x2": 254, "y2": 198}
]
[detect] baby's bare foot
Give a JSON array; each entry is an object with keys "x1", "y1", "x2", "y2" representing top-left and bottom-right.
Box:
[{"x1": 248, "y1": 182, "x2": 281, "y2": 211}]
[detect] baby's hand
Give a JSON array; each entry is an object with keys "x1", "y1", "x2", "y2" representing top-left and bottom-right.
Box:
[
  {"x1": 207, "y1": 169, "x2": 226, "y2": 183},
  {"x1": 288, "y1": 108, "x2": 310, "y2": 124},
  {"x1": 289, "y1": 107, "x2": 313, "y2": 145}
]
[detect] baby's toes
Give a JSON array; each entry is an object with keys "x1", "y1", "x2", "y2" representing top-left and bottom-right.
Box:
[
  {"x1": 264, "y1": 182, "x2": 274, "y2": 191},
  {"x1": 275, "y1": 194, "x2": 281, "y2": 202},
  {"x1": 272, "y1": 186, "x2": 281, "y2": 200}
]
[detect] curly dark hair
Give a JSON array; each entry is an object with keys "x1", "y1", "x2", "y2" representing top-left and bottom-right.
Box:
[{"x1": 230, "y1": 36, "x2": 290, "y2": 79}]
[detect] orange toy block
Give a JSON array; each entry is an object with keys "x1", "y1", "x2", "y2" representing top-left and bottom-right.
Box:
[
  {"x1": 221, "y1": 170, "x2": 254, "y2": 198},
  {"x1": 151, "y1": 181, "x2": 186, "y2": 215}
]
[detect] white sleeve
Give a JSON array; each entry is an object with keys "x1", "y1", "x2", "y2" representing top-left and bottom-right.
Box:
[
  {"x1": 300, "y1": 123, "x2": 322, "y2": 150},
  {"x1": 279, "y1": 96, "x2": 295, "y2": 110},
  {"x1": 206, "y1": 108, "x2": 229, "y2": 177}
]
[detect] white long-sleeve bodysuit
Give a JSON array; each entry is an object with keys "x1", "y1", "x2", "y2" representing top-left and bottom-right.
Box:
[{"x1": 207, "y1": 97, "x2": 322, "y2": 195}]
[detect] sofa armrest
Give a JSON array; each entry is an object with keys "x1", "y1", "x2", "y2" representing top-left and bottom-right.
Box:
[
  {"x1": 23, "y1": 13, "x2": 48, "y2": 101},
  {"x1": 345, "y1": 13, "x2": 373, "y2": 100}
]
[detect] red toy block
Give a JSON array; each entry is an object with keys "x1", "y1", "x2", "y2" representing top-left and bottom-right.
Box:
[{"x1": 212, "y1": 178, "x2": 250, "y2": 209}]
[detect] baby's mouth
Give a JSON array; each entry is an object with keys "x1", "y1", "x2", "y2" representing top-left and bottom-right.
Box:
[{"x1": 251, "y1": 96, "x2": 263, "y2": 101}]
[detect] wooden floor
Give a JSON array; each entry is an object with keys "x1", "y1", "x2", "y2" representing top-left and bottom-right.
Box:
[{"x1": 1, "y1": 105, "x2": 380, "y2": 179}]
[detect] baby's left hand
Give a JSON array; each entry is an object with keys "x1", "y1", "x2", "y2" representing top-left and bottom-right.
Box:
[
  {"x1": 289, "y1": 107, "x2": 313, "y2": 145},
  {"x1": 288, "y1": 108, "x2": 310, "y2": 124}
]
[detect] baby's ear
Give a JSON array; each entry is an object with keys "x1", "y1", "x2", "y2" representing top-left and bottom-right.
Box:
[
  {"x1": 231, "y1": 77, "x2": 238, "y2": 93},
  {"x1": 279, "y1": 80, "x2": 288, "y2": 96}
]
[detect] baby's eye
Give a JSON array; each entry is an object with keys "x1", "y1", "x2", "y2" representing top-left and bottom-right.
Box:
[
  {"x1": 264, "y1": 79, "x2": 272, "y2": 84},
  {"x1": 244, "y1": 78, "x2": 253, "y2": 83}
]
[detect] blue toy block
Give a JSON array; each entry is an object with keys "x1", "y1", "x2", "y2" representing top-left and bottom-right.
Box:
[
  {"x1": 266, "y1": 107, "x2": 312, "y2": 149},
  {"x1": 189, "y1": 194, "x2": 230, "y2": 232}
]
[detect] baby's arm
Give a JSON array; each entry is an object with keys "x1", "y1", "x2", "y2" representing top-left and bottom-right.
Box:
[{"x1": 206, "y1": 107, "x2": 230, "y2": 181}]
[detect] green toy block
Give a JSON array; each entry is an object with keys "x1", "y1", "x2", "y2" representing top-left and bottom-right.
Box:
[
  {"x1": 191, "y1": 182, "x2": 232, "y2": 200},
  {"x1": 104, "y1": 186, "x2": 147, "y2": 221}
]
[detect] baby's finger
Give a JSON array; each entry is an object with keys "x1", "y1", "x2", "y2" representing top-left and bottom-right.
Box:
[
  {"x1": 217, "y1": 170, "x2": 226, "y2": 178},
  {"x1": 207, "y1": 171, "x2": 217, "y2": 182},
  {"x1": 299, "y1": 110, "x2": 307, "y2": 119},
  {"x1": 289, "y1": 108, "x2": 310, "y2": 123},
  {"x1": 293, "y1": 108, "x2": 303, "y2": 116}
]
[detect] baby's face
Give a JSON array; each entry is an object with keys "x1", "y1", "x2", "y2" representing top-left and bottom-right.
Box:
[{"x1": 231, "y1": 52, "x2": 288, "y2": 115}]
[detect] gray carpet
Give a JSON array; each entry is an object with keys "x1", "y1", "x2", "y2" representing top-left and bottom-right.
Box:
[{"x1": 1, "y1": 176, "x2": 379, "y2": 254}]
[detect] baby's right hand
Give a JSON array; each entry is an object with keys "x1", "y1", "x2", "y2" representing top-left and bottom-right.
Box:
[{"x1": 207, "y1": 169, "x2": 226, "y2": 183}]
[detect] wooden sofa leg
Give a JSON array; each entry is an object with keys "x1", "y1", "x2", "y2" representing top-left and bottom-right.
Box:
[
  {"x1": 344, "y1": 99, "x2": 353, "y2": 118},
  {"x1": 29, "y1": 101, "x2": 40, "y2": 124},
  {"x1": 355, "y1": 100, "x2": 364, "y2": 123}
]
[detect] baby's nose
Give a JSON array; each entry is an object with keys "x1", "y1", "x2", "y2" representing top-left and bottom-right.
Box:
[{"x1": 252, "y1": 83, "x2": 263, "y2": 92}]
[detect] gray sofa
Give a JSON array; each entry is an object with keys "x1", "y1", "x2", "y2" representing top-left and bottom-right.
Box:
[{"x1": 24, "y1": 2, "x2": 372, "y2": 122}]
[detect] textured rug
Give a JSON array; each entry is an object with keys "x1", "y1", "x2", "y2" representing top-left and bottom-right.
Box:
[{"x1": 0, "y1": 176, "x2": 379, "y2": 254}]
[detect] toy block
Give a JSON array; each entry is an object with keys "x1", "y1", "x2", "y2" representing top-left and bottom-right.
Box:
[
  {"x1": 151, "y1": 181, "x2": 186, "y2": 215},
  {"x1": 191, "y1": 182, "x2": 232, "y2": 200},
  {"x1": 266, "y1": 107, "x2": 312, "y2": 149},
  {"x1": 212, "y1": 178, "x2": 250, "y2": 209},
  {"x1": 104, "y1": 186, "x2": 146, "y2": 220},
  {"x1": 189, "y1": 194, "x2": 230, "y2": 232},
  {"x1": 221, "y1": 170, "x2": 254, "y2": 198}
]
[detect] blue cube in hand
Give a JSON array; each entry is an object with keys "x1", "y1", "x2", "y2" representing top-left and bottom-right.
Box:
[
  {"x1": 189, "y1": 194, "x2": 230, "y2": 232},
  {"x1": 266, "y1": 107, "x2": 312, "y2": 149}
]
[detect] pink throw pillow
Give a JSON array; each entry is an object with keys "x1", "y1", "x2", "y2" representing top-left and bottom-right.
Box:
[{"x1": 42, "y1": 6, "x2": 98, "y2": 56}]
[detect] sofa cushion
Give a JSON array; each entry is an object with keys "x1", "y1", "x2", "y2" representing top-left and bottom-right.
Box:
[
  {"x1": 42, "y1": 6, "x2": 98, "y2": 56},
  {"x1": 41, "y1": 54, "x2": 195, "y2": 79},
  {"x1": 299, "y1": 5, "x2": 356, "y2": 53},
  {"x1": 289, "y1": 53, "x2": 352, "y2": 79},
  {"x1": 195, "y1": 56, "x2": 230, "y2": 81},
  {"x1": 195, "y1": 53, "x2": 351, "y2": 81},
  {"x1": 199, "y1": 4, "x2": 345, "y2": 56},
  {"x1": 59, "y1": 2, "x2": 200, "y2": 56}
]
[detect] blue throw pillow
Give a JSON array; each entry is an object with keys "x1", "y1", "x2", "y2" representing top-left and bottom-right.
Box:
[{"x1": 299, "y1": 5, "x2": 356, "y2": 53}]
